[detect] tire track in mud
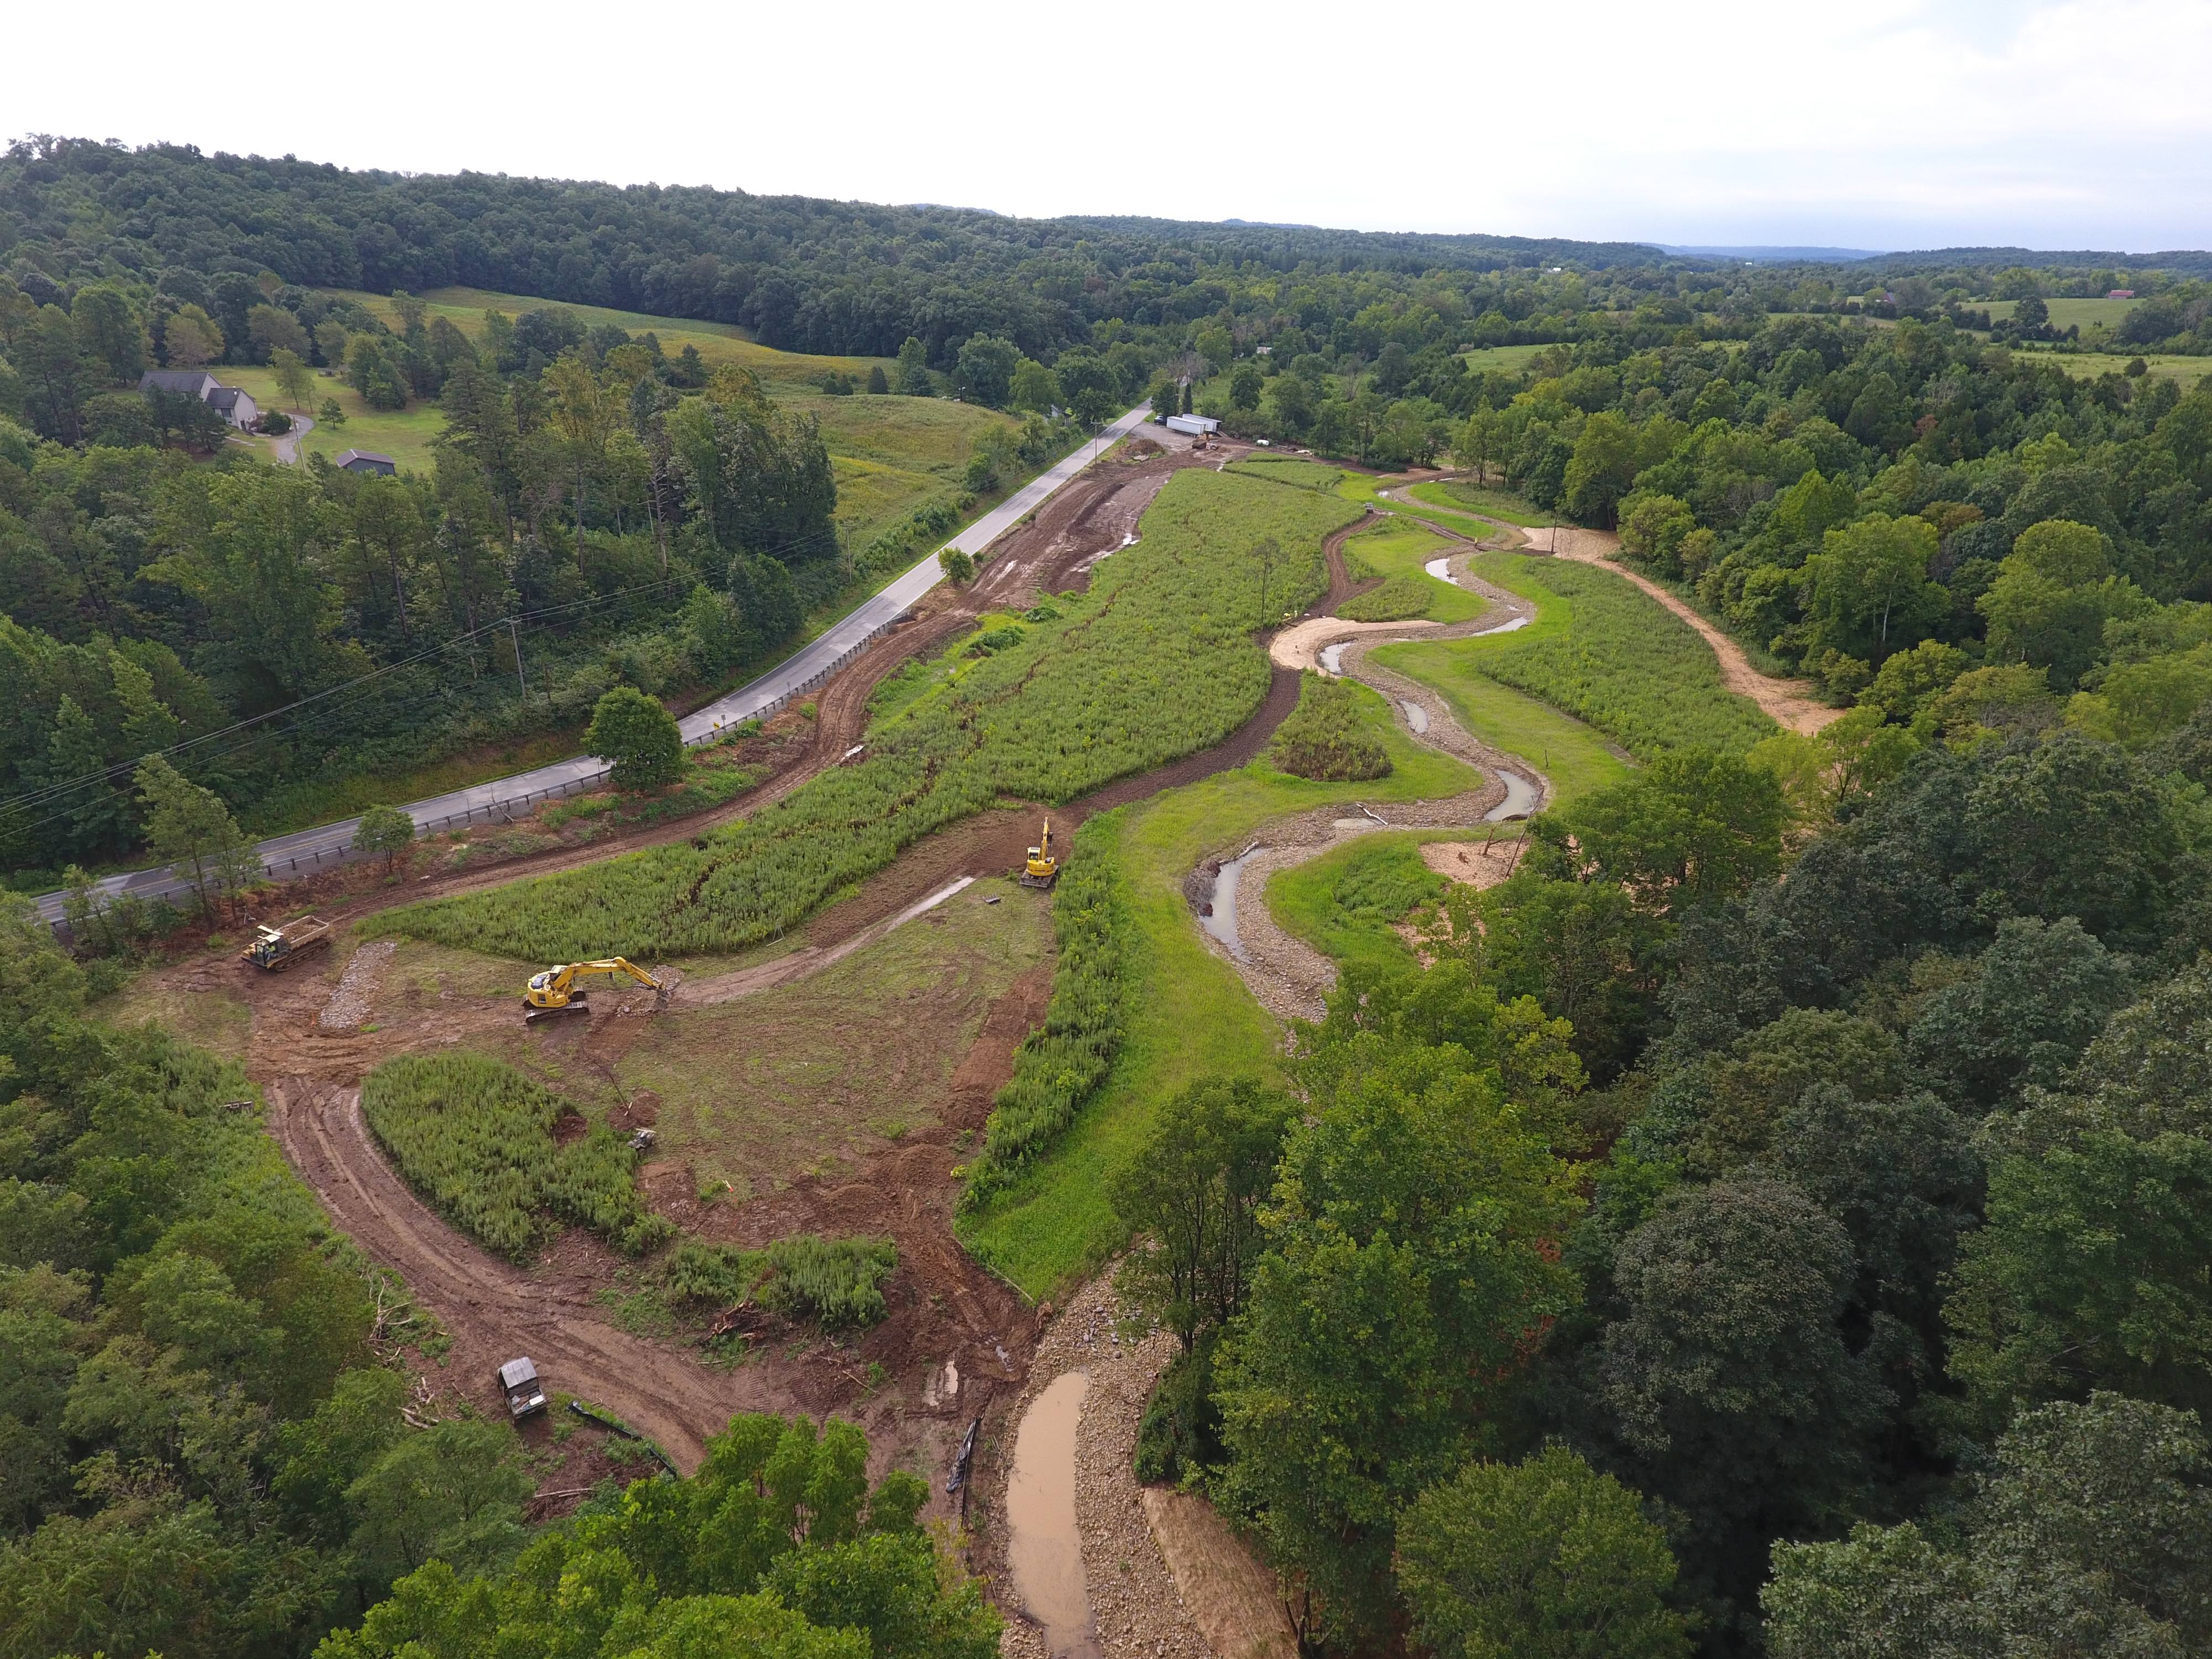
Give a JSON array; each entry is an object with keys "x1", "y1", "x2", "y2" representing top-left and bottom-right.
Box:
[{"x1": 268, "y1": 1076, "x2": 802, "y2": 1472}]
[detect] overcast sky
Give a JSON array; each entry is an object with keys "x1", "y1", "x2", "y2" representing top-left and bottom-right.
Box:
[{"x1": 12, "y1": 0, "x2": 2209, "y2": 252}]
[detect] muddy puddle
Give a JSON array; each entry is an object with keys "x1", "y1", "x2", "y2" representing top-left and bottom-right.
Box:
[
  {"x1": 1006, "y1": 1371, "x2": 1101, "y2": 1658},
  {"x1": 1486, "y1": 770, "x2": 1541, "y2": 819},
  {"x1": 1199, "y1": 846, "x2": 1262, "y2": 962}
]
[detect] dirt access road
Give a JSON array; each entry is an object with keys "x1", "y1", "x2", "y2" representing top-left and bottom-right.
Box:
[
  {"x1": 184, "y1": 431, "x2": 1299, "y2": 1494},
  {"x1": 1526, "y1": 524, "x2": 1842, "y2": 736}
]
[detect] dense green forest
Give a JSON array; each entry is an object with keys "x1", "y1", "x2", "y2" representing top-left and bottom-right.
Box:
[
  {"x1": 1122, "y1": 723, "x2": 2212, "y2": 1655},
  {"x1": 0, "y1": 894, "x2": 538, "y2": 1656}
]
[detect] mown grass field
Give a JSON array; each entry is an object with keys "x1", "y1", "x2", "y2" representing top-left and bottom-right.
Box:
[
  {"x1": 1981, "y1": 296, "x2": 2143, "y2": 331},
  {"x1": 218, "y1": 362, "x2": 446, "y2": 472},
  {"x1": 376, "y1": 469, "x2": 1364, "y2": 962},
  {"x1": 1413, "y1": 481, "x2": 1550, "y2": 528},
  {"x1": 1264, "y1": 831, "x2": 1469, "y2": 980},
  {"x1": 1340, "y1": 520, "x2": 1483, "y2": 622},
  {"x1": 956, "y1": 680, "x2": 1479, "y2": 1297},
  {"x1": 1455, "y1": 343, "x2": 1551, "y2": 374}
]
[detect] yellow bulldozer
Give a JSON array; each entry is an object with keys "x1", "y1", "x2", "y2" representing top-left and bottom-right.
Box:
[
  {"x1": 1019, "y1": 819, "x2": 1060, "y2": 890},
  {"x1": 523, "y1": 958, "x2": 665, "y2": 1024}
]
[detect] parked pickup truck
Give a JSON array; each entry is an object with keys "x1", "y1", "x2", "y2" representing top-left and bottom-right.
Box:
[{"x1": 497, "y1": 1357, "x2": 547, "y2": 1420}]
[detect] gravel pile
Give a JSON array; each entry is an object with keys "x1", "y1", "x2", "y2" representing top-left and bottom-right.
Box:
[{"x1": 317, "y1": 940, "x2": 395, "y2": 1031}]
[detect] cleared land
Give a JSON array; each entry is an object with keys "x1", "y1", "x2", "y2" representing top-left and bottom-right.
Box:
[
  {"x1": 377, "y1": 468, "x2": 1362, "y2": 962},
  {"x1": 1981, "y1": 296, "x2": 2144, "y2": 330},
  {"x1": 221, "y1": 362, "x2": 445, "y2": 471},
  {"x1": 2002, "y1": 349, "x2": 2207, "y2": 386},
  {"x1": 1455, "y1": 343, "x2": 1551, "y2": 373}
]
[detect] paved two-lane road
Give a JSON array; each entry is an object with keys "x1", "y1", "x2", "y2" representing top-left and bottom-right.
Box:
[{"x1": 37, "y1": 405, "x2": 1155, "y2": 926}]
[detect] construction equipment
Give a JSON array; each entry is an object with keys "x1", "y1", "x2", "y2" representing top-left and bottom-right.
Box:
[
  {"x1": 241, "y1": 915, "x2": 333, "y2": 972},
  {"x1": 1019, "y1": 820, "x2": 1060, "y2": 889},
  {"x1": 497, "y1": 1357, "x2": 547, "y2": 1420},
  {"x1": 523, "y1": 958, "x2": 665, "y2": 1024}
]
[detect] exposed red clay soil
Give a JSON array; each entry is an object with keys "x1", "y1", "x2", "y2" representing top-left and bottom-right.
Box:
[{"x1": 140, "y1": 439, "x2": 1347, "y2": 1526}]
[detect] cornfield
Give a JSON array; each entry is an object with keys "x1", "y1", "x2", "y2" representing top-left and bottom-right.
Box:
[
  {"x1": 361, "y1": 1052, "x2": 672, "y2": 1261},
  {"x1": 378, "y1": 470, "x2": 1360, "y2": 961}
]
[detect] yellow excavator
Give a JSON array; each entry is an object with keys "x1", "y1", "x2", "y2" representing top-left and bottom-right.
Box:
[
  {"x1": 523, "y1": 958, "x2": 665, "y2": 1024},
  {"x1": 1019, "y1": 819, "x2": 1060, "y2": 890}
]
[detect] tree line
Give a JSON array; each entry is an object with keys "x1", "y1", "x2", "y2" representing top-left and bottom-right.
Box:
[
  {"x1": 0, "y1": 272, "x2": 853, "y2": 884},
  {"x1": 1112, "y1": 712, "x2": 2212, "y2": 1655}
]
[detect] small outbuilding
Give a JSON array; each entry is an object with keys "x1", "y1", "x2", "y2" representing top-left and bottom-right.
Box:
[
  {"x1": 335, "y1": 448, "x2": 398, "y2": 476},
  {"x1": 1165, "y1": 414, "x2": 1220, "y2": 437}
]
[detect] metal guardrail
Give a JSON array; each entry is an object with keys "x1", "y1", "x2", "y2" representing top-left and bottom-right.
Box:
[{"x1": 204, "y1": 610, "x2": 917, "y2": 892}]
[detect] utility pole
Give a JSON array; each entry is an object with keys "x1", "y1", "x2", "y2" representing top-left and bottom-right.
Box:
[{"x1": 509, "y1": 618, "x2": 528, "y2": 700}]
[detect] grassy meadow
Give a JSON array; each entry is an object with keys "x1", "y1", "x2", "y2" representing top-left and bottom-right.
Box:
[
  {"x1": 1981, "y1": 296, "x2": 2144, "y2": 331},
  {"x1": 1340, "y1": 520, "x2": 1485, "y2": 622},
  {"x1": 957, "y1": 680, "x2": 1479, "y2": 1297},
  {"x1": 304, "y1": 283, "x2": 1027, "y2": 551}
]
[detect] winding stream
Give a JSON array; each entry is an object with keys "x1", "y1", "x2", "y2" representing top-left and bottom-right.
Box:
[{"x1": 1197, "y1": 547, "x2": 1561, "y2": 1002}]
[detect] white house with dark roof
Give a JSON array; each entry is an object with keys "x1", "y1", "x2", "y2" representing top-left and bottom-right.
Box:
[{"x1": 139, "y1": 369, "x2": 258, "y2": 430}]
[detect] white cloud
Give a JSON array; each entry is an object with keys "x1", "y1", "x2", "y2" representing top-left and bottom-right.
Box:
[{"x1": 8, "y1": 0, "x2": 2210, "y2": 249}]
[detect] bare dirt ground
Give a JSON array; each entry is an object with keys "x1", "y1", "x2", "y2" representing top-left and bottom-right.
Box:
[
  {"x1": 1529, "y1": 526, "x2": 1843, "y2": 736},
  {"x1": 105, "y1": 436, "x2": 1349, "y2": 1533}
]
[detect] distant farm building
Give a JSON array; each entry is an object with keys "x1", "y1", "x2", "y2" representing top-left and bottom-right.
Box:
[
  {"x1": 2109, "y1": 289, "x2": 2136, "y2": 299},
  {"x1": 335, "y1": 449, "x2": 398, "y2": 476},
  {"x1": 140, "y1": 369, "x2": 258, "y2": 429},
  {"x1": 1165, "y1": 414, "x2": 1220, "y2": 437}
]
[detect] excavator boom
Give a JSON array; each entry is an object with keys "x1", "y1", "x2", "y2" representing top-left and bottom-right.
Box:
[
  {"x1": 523, "y1": 957, "x2": 665, "y2": 1022},
  {"x1": 1019, "y1": 817, "x2": 1060, "y2": 889}
]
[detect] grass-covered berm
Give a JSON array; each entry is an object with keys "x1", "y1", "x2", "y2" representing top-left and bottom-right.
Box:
[{"x1": 376, "y1": 468, "x2": 1361, "y2": 961}]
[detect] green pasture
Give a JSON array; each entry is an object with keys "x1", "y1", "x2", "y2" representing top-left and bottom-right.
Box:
[
  {"x1": 2004, "y1": 349, "x2": 2207, "y2": 386},
  {"x1": 328, "y1": 284, "x2": 889, "y2": 390},
  {"x1": 1455, "y1": 343, "x2": 1551, "y2": 374},
  {"x1": 1981, "y1": 296, "x2": 2142, "y2": 331},
  {"x1": 1411, "y1": 481, "x2": 1549, "y2": 529}
]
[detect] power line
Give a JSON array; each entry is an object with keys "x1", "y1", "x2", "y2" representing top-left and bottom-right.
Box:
[{"x1": 0, "y1": 521, "x2": 843, "y2": 831}]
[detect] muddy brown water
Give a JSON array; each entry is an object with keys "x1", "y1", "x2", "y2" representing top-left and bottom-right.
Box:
[{"x1": 1007, "y1": 1370, "x2": 1102, "y2": 1658}]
